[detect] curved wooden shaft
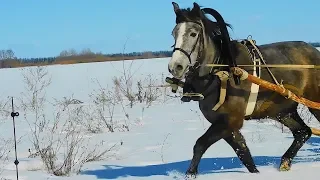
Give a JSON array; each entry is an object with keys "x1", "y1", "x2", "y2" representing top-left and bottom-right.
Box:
[
  {"x1": 311, "y1": 128, "x2": 320, "y2": 136},
  {"x1": 231, "y1": 67, "x2": 320, "y2": 110},
  {"x1": 206, "y1": 64, "x2": 320, "y2": 69}
]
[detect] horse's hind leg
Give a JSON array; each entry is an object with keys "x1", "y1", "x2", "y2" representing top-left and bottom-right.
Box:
[
  {"x1": 308, "y1": 108, "x2": 320, "y2": 123},
  {"x1": 277, "y1": 110, "x2": 312, "y2": 171},
  {"x1": 224, "y1": 130, "x2": 259, "y2": 173}
]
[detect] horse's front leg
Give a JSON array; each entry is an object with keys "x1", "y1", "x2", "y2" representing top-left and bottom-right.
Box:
[
  {"x1": 186, "y1": 120, "x2": 230, "y2": 178},
  {"x1": 224, "y1": 130, "x2": 259, "y2": 173}
]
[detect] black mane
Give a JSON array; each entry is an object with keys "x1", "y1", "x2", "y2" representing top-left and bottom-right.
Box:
[
  {"x1": 174, "y1": 4, "x2": 239, "y2": 74},
  {"x1": 175, "y1": 7, "x2": 232, "y2": 38}
]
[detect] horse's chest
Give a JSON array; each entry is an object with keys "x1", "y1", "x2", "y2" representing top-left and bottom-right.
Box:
[{"x1": 199, "y1": 101, "x2": 225, "y2": 123}]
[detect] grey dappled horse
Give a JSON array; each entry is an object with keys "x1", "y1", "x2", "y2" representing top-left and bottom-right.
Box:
[{"x1": 167, "y1": 2, "x2": 320, "y2": 178}]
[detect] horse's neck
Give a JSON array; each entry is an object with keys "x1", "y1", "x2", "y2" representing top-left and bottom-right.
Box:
[
  {"x1": 198, "y1": 40, "x2": 252, "y2": 77},
  {"x1": 188, "y1": 73, "x2": 219, "y2": 95},
  {"x1": 232, "y1": 42, "x2": 255, "y2": 65},
  {"x1": 190, "y1": 38, "x2": 220, "y2": 94},
  {"x1": 198, "y1": 39, "x2": 219, "y2": 77}
]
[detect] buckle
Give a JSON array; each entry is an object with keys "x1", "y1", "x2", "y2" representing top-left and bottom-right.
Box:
[{"x1": 181, "y1": 93, "x2": 204, "y2": 102}]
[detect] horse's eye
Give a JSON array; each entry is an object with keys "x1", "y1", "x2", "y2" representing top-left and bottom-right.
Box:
[{"x1": 190, "y1": 32, "x2": 197, "y2": 37}]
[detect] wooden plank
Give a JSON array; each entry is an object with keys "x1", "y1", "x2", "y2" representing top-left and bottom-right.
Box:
[
  {"x1": 206, "y1": 64, "x2": 320, "y2": 69},
  {"x1": 231, "y1": 67, "x2": 320, "y2": 110}
]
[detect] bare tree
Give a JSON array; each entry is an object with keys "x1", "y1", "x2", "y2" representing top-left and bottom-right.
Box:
[
  {"x1": 88, "y1": 79, "x2": 130, "y2": 133},
  {"x1": 112, "y1": 36, "x2": 142, "y2": 108},
  {"x1": 0, "y1": 98, "x2": 15, "y2": 175},
  {"x1": 113, "y1": 76, "x2": 135, "y2": 108},
  {"x1": 58, "y1": 49, "x2": 78, "y2": 57},
  {"x1": 0, "y1": 49, "x2": 16, "y2": 60},
  {"x1": 0, "y1": 97, "x2": 11, "y2": 120},
  {"x1": 59, "y1": 50, "x2": 69, "y2": 57},
  {"x1": 0, "y1": 137, "x2": 13, "y2": 176},
  {"x1": 143, "y1": 74, "x2": 162, "y2": 107},
  {"x1": 20, "y1": 66, "x2": 118, "y2": 176},
  {"x1": 68, "y1": 48, "x2": 77, "y2": 56},
  {"x1": 79, "y1": 48, "x2": 94, "y2": 55}
]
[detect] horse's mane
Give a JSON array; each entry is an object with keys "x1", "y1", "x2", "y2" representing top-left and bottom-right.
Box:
[
  {"x1": 175, "y1": 7, "x2": 232, "y2": 38},
  {"x1": 174, "y1": 3, "x2": 238, "y2": 70}
]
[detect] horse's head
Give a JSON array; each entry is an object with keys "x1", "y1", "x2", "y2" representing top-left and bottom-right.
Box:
[
  {"x1": 168, "y1": 2, "x2": 206, "y2": 79},
  {"x1": 168, "y1": 2, "x2": 236, "y2": 80}
]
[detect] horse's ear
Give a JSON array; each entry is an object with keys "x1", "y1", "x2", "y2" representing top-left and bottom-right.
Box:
[
  {"x1": 172, "y1": 2, "x2": 180, "y2": 15},
  {"x1": 192, "y1": 2, "x2": 201, "y2": 15}
]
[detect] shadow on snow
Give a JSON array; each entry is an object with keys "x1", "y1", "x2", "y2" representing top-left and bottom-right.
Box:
[{"x1": 81, "y1": 137, "x2": 320, "y2": 179}]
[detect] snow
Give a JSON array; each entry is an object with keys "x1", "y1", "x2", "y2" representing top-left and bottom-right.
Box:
[{"x1": 0, "y1": 54, "x2": 319, "y2": 180}]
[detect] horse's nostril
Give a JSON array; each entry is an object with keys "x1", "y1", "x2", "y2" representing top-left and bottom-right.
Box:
[{"x1": 176, "y1": 64, "x2": 183, "y2": 71}]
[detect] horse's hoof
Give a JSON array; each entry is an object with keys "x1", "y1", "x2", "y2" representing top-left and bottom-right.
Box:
[
  {"x1": 185, "y1": 170, "x2": 197, "y2": 179},
  {"x1": 250, "y1": 168, "x2": 260, "y2": 173},
  {"x1": 185, "y1": 174, "x2": 197, "y2": 179},
  {"x1": 279, "y1": 158, "x2": 292, "y2": 171}
]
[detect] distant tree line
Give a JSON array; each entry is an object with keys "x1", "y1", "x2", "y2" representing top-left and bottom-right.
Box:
[
  {"x1": 309, "y1": 42, "x2": 320, "y2": 47},
  {"x1": 0, "y1": 42, "x2": 319, "y2": 68},
  {"x1": 0, "y1": 47, "x2": 174, "y2": 68}
]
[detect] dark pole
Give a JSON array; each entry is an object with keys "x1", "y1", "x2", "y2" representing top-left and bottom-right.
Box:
[{"x1": 10, "y1": 97, "x2": 19, "y2": 180}]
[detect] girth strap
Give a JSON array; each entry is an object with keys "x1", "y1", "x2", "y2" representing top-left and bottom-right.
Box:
[
  {"x1": 240, "y1": 36, "x2": 267, "y2": 116},
  {"x1": 212, "y1": 71, "x2": 229, "y2": 111},
  {"x1": 245, "y1": 57, "x2": 261, "y2": 116}
]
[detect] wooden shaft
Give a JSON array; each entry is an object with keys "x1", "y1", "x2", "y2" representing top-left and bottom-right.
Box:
[
  {"x1": 311, "y1": 128, "x2": 320, "y2": 136},
  {"x1": 231, "y1": 67, "x2": 320, "y2": 110},
  {"x1": 206, "y1": 64, "x2": 320, "y2": 69}
]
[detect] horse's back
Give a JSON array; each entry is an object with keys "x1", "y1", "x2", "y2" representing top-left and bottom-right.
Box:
[
  {"x1": 259, "y1": 41, "x2": 320, "y2": 65},
  {"x1": 258, "y1": 41, "x2": 320, "y2": 101}
]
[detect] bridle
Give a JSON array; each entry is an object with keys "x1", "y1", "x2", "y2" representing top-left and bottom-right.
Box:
[
  {"x1": 170, "y1": 19, "x2": 227, "y2": 100},
  {"x1": 171, "y1": 21, "x2": 204, "y2": 77}
]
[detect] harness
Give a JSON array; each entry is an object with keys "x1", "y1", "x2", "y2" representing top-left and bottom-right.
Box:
[
  {"x1": 211, "y1": 36, "x2": 281, "y2": 115},
  {"x1": 239, "y1": 37, "x2": 262, "y2": 116},
  {"x1": 167, "y1": 36, "x2": 278, "y2": 116},
  {"x1": 167, "y1": 20, "x2": 280, "y2": 115}
]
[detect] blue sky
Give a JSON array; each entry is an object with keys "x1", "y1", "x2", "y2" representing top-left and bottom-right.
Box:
[{"x1": 0, "y1": 0, "x2": 319, "y2": 58}]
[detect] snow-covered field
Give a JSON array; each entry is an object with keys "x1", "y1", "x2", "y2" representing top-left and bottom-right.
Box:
[{"x1": 0, "y1": 49, "x2": 319, "y2": 180}]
